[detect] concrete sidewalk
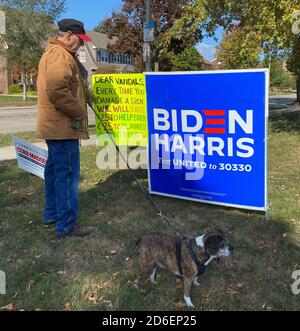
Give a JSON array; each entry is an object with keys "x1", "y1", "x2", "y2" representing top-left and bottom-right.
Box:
[{"x1": 0, "y1": 135, "x2": 97, "y2": 162}]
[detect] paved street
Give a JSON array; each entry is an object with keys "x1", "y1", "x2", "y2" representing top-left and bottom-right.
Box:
[
  {"x1": 0, "y1": 105, "x2": 96, "y2": 134},
  {"x1": 269, "y1": 93, "x2": 296, "y2": 108},
  {"x1": 0, "y1": 93, "x2": 298, "y2": 162},
  {"x1": 0, "y1": 94, "x2": 297, "y2": 134}
]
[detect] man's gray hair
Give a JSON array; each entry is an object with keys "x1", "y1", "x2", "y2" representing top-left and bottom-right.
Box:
[{"x1": 57, "y1": 31, "x2": 67, "y2": 38}]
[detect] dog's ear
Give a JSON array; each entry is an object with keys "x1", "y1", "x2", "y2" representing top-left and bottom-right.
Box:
[
  {"x1": 216, "y1": 229, "x2": 224, "y2": 236},
  {"x1": 204, "y1": 233, "x2": 223, "y2": 256}
]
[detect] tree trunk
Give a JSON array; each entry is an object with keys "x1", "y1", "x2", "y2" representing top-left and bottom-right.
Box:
[
  {"x1": 296, "y1": 74, "x2": 300, "y2": 126},
  {"x1": 21, "y1": 71, "x2": 27, "y2": 101},
  {"x1": 297, "y1": 74, "x2": 300, "y2": 104}
]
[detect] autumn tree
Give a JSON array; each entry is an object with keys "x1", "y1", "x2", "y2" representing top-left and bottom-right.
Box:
[
  {"x1": 95, "y1": 0, "x2": 208, "y2": 71},
  {"x1": 201, "y1": 0, "x2": 300, "y2": 101},
  {"x1": 0, "y1": 0, "x2": 65, "y2": 100}
]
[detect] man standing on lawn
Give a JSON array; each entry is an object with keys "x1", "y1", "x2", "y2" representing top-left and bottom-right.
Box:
[{"x1": 37, "y1": 19, "x2": 93, "y2": 239}]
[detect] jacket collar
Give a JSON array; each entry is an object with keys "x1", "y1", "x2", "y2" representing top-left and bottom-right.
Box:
[{"x1": 48, "y1": 38, "x2": 77, "y2": 56}]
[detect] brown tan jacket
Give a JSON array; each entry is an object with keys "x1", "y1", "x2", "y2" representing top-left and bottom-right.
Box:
[{"x1": 37, "y1": 38, "x2": 89, "y2": 140}]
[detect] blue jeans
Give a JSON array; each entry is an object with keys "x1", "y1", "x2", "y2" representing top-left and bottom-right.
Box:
[{"x1": 43, "y1": 140, "x2": 80, "y2": 238}]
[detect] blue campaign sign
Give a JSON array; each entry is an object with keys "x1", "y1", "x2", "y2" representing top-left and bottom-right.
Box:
[{"x1": 145, "y1": 70, "x2": 269, "y2": 211}]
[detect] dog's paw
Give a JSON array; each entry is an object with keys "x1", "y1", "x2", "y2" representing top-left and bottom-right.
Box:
[
  {"x1": 192, "y1": 277, "x2": 202, "y2": 286},
  {"x1": 193, "y1": 279, "x2": 200, "y2": 286},
  {"x1": 184, "y1": 296, "x2": 195, "y2": 309}
]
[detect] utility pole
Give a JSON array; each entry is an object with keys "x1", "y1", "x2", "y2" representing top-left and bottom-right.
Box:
[{"x1": 144, "y1": 0, "x2": 154, "y2": 72}]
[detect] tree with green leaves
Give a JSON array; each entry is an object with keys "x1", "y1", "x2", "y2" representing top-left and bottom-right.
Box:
[
  {"x1": 159, "y1": 46, "x2": 204, "y2": 71},
  {"x1": 201, "y1": 0, "x2": 300, "y2": 100},
  {"x1": 216, "y1": 27, "x2": 262, "y2": 69},
  {"x1": 95, "y1": 0, "x2": 207, "y2": 72},
  {"x1": 0, "y1": 0, "x2": 65, "y2": 100},
  {"x1": 264, "y1": 56, "x2": 296, "y2": 89}
]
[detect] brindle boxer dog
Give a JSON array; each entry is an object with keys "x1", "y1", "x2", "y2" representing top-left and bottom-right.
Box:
[{"x1": 135, "y1": 230, "x2": 233, "y2": 308}]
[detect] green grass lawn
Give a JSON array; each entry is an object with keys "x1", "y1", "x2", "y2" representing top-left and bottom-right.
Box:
[
  {"x1": 0, "y1": 113, "x2": 299, "y2": 311},
  {"x1": 269, "y1": 91, "x2": 296, "y2": 96},
  {"x1": 0, "y1": 131, "x2": 43, "y2": 148},
  {"x1": 0, "y1": 95, "x2": 37, "y2": 107}
]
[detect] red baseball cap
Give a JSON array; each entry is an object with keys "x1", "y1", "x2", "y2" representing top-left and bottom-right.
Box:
[
  {"x1": 76, "y1": 33, "x2": 92, "y2": 42},
  {"x1": 58, "y1": 19, "x2": 92, "y2": 43}
]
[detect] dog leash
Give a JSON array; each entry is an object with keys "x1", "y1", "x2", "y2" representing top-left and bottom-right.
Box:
[
  {"x1": 89, "y1": 103, "x2": 188, "y2": 240},
  {"x1": 90, "y1": 104, "x2": 210, "y2": 276}
]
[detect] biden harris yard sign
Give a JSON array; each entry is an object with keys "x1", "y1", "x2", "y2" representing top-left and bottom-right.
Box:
[{"x1": 145, "y1": 69, "x2": 269, "y2": 211}]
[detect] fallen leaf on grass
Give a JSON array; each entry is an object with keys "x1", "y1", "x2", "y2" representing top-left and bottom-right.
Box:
[
  {"x1": 26, "y1": 280, "x2": 34, "y2": 293},
  {"x1": 226, "y1": 287, "x2": 238, "y2": 295},
  {"x1": 112, "y1": 272, "x2": 119, "y2": 279},
  {"x1": 226, "y1": 283, "x2": 244, "y2": 295},
  {"x1": 175, "y1": 301, "x2": 187, "y2": 309},
  {"x1": 84, "y1": 292, "x2": 104, "y2": 304},
  {"x1": 262, "y1": 304, "x2": 273, "y2": 311},
  {"x1": 64, "y1": 303, "x2": 71, "y2": 311},
  {"x1": 103, "y1": 300, "x2": 113, "y2": 309},
  {"x1": 0, "y1": 303, "x2": 13, "y2": 311}
]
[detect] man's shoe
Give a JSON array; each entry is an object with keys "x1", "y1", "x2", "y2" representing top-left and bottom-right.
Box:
[{"x1": 58, "y1": 225, "x2": 93, "y2": 239}]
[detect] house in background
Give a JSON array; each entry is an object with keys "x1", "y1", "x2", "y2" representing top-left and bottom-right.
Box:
[
  {"x1": 203, "y1": 58, "x2": 222, "y2": 70},
  {"x1": 0, "y1": 23, "x2": 134, "y2": 92},
  {"x1": 0, "y1": 7, "x2": 12, "y2": 93},
  {"x1": 0, "y1": 55, "x2": 12, "y2": 93},
  {"x1": 78, "y1": 30, "x2": 134, "y2": 85}
]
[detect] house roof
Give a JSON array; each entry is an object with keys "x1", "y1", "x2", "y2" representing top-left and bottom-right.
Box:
[{"x1": 86, "y1": 30, "x2": 118, "y2": 49}]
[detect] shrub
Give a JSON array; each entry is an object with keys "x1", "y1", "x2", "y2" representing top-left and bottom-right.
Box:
[{"x1": 8, "y1": 84, "x2": 23, "y2": 94}]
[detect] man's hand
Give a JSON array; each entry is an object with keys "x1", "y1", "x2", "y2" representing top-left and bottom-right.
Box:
[
  {"x1": 71, "y1": 119, "x2": 80, "y2": 130},
  {"x1": 86, "y1": 88, "x2": 95, "y2": 108}
]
